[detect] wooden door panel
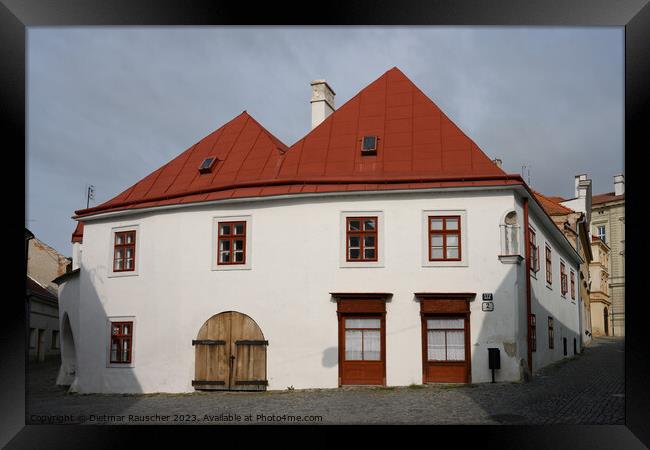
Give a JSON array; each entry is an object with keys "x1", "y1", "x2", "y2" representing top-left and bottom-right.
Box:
[
  {"x1": 194, "y1": 311, "x2": 267, "y2": 391},
  {"x1": 424, "y1": 364, "x2": 467, "y2": 383},
  {"x1": 341, "y1": 362, "x2": 383, "y2": 385}
]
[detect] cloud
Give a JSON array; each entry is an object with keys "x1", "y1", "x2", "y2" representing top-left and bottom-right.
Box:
[{"x1": 27, "y1": 27, "x2": 623, "y2": 253}]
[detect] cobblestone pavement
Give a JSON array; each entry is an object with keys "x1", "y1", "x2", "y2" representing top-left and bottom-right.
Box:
[{"x1": 27, "y1": 337, "x2": 624, "y2": 425}]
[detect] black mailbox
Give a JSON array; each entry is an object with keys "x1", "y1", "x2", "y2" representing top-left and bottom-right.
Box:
[{"x1": 488, "y1": 348, "x2": 501, "y2": 369}]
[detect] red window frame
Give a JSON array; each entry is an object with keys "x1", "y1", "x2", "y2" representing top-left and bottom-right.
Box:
[
  {"x1": 343, "y1": 316, "x2": 382, "y2": 361},
  {"x1": 428, "y1": 216, "x2": 462, "y2": 261},
  {"x1": 570, "y1": 271, "x2": 576, "y2": 300},
  {"x1": 113, "y1": 231, "x2": 136, "y2": 272},
  {"x1": 529, "y1": 314, "x2": 537, "y2": 352},
  {"x1": 346, "y1": 217, "x2": 378, "y2": 262},
  {"x1": 425, "y1": 317, "x2": 467, "y2": 362},
  {"x1": 545, "y1": 246, "x2": 553, "y2": 285},
  {"x1": 217, "y1": 221, "x2": 246, "y2": 265},
  {"x1": 529, "y1": 228, "x2": 540, "y2": 273},
  {"x1": 110, "y1": 321, "x2": 133, "y2": 364},
  {"x1": 560, "y1": 262, "x2": 568, "y2": 296},
  {"x1": 548, "y1": 317, "x2": 554, "y2": 349}
]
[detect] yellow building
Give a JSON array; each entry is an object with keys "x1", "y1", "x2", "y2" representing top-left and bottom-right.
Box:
[
  {"x1": 589, "y1": 236, "x2": 611, "y2": 336},
  {"x1": 591, "y1": 174, "x2": 625, "y2": 336}
]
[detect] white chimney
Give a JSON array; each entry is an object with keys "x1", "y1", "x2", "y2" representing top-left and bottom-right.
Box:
[
  {"x1": 614, "y1": 174, "x2": 625, "y2": 196},
  {"x1": 562, "y1": 174, "x2": 592, "y2": 224},
  {"x1": 310, "y1": 80, "x2": 335, "y2": 130},
  {"x1": 492, "y1": 158, "x2": 502, "y2": 168},
  {"x1": 574, "y1": 174, "x2": 588, "y2": 197}
]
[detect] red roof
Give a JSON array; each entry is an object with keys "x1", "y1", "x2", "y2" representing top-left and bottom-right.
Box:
[
  {"x1": 592, "y1": 192, "x2": 625, "y2": 205},
  {"x1": 74, "y1": 67, "x2": 520, "y2": 219},
  {"x1": 533, "y1": 191, "x2": 575, "y2": 216}
]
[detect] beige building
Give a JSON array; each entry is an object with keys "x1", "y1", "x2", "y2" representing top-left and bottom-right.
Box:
[
  {"x1": 589, "y1": 236, "x2": 611, "y2": 336},
  {"x1": 26, "y1": 234, "x2": 71, "y2": 362},
  {"x1": 591, "y1": 174, "x2": 625, "y2": 336}
]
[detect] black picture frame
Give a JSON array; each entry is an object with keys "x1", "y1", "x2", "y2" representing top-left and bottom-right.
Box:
[{"x1": 5, "y1": 0, "x2": 648, "y2": 447}]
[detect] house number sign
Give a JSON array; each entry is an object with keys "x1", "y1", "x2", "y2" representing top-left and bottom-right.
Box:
[
  {"x1": 482, "y1": 293, "x2": 493, "y2": 301},
  {"x1": 482, "y1": 302, "x2": 494, "y2": 312}
]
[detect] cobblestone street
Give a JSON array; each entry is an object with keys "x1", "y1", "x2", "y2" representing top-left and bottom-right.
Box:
[{"x1": 27, "y1": 337, "x2": 624, "y2": 425}]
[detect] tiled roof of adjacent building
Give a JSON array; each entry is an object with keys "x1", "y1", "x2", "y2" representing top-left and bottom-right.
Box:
[
  {"x1": 26, "y1": 276, "x2": 57, "y2": 302},
  {"x1": 592, "y1": 192, "x2": 625, "y2": 205},
  {"x1": 533, "y1": 191, "x2": 575, "y2": 216},
  {"x1": 73, "y1": 67, "x2": 523, "y2": 220}
]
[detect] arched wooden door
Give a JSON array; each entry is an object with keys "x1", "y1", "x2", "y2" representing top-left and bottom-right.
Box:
[
  {"x1": 604, "y1": 308, "x2": 609, "y2": 336},
  {"x1": 192, "y1": 311, "x2": 268, "y2": 391}
]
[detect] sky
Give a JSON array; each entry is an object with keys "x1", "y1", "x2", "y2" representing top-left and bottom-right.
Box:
[{"x1": 26, "y1": 27, "x2": 624, "y2": 255}]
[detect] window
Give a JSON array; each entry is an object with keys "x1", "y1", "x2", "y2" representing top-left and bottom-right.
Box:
[
  {"x1": 529, "y1": 315, "x2": 537, "y2": 352},
  {"x1": 29, "y1": 328, "x2": 36, "y2": 349},
  {"x1": 426, "y1": 317, "x2": 466, "y2": 361},
  {"x1": 198, "y1": 156, "x2": 217, "y2": 174},
  {"x1": 570, "y1": 270, "x2": 576, "y2": 300},
  {"x1": 51, "y1": 330, "x2": 59, "y2": 349},
  {"x1": 361, "y1": 136, "x2": 377, "y2": 155},
  {"x1": 545, "y1": 246, "x2": 552, "y2": 285},
  {"x1": 217, "y1": 221, "x2": 246, "y2": 265},
  {"x1": 560, "y1": 262, "x2": 568, "y2": 296},
  {"x1": 344, "y1": 318, "x2": 381, "y2": 361},
  {"x1": 346, "y1": 217, "x2": 378, "y2": 262},
  {"x1": 596, "y1": 225, "x2": 606, "y2": 244},
  {"x1": 429, "y1": 216, "x2": 461, "y2": 261},
  {"x1": 548, "y1": 317, "x2": 554, "y2": 349},
  {"x1": 113, "y1": 231, "x2": 136, "y2": 272},
  {"x1": 529, "y1": 228, "x2": 539, "y2": 273},
  {"x1": 110, "y1": 321, "x2": 133, "y2": 364}
]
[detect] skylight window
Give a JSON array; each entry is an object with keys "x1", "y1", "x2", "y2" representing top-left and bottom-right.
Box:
[
  {"x1": 198, "y1": 157, "x2": 217, "y2": 174},
  {"x1": 361, "y1": 136, "x2": 377, "y2": 155}
]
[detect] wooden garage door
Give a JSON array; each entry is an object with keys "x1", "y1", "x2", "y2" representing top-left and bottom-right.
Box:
[{"x1": 193, "y1": 311, "x2": 268, "y2": 391}]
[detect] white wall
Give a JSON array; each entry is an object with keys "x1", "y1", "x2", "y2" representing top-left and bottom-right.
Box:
[{"x1": 66, "y1": 188, "x2": 578, "y2": 393}]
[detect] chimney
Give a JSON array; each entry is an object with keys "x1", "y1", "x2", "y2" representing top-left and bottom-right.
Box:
[
  {"x1": 614, "y1": 173, "x2": 625, "y2": 196},
  {"x1": 310, "y1": 80, "x2": 335, "y2": 130},
  {"x1": 492, "y1": 158, "x2": 502, "y2": 168},
  {"x1": 574, "y1": 174, "x2": 588, "y2": 197}
]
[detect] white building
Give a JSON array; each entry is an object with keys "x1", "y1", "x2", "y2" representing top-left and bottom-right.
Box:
[{"x1": 56, "y1": 68, "x2": 582, "y2": 393}]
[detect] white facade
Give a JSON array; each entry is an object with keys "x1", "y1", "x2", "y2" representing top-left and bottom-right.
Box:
[{"x1": 58, "y1": 186, "x2": 581, "y2": 393}]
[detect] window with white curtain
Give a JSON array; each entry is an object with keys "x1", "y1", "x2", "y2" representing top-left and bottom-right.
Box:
[
  {"x1": 426, "y1": 317, "x2": 465, "y2": 361},
  {"x1": 344, "y1": 318, "x2": 381, "y2": 361}
]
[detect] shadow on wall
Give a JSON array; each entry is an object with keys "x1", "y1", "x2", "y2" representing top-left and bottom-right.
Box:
[{"x1": 53, "y1": 264, "x2": 144, "y2": 395}]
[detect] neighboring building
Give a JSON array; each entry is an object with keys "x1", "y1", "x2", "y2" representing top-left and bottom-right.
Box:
[
  {"x1": 589, "y1": 236, "x2": 611, "y2": 336},
  {"x1": 533, "y1": 184, "x2": 593, "y2": 349},
  {"x1": 26, "y1": 276, "x2": 61, "y2": 361},
  {"x1": 25, "y1": 232, "x2": 69, "y2": 363},
  {"x1": 27, "y1": 236, "x2": 71, "y2": 296},
  {"x1": 591, "y1": 175, "x2": 625, "y2": 336},
  {"x1": 57, "y1": 67, "x2": 582, "y2": 393}
]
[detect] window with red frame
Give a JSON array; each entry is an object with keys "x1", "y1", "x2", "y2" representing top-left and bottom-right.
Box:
[
  {"x1": 110, "y1": 321, "x2": 133, "y2": 363},
  {"x1": 530, "y1": 314, "x2": 537, "y2": 352},
  {"x1": 346, "y1": 217, "x2": 378, "y2": 261},
  {"x1": 570, "y1": 271, "x2": 576, "y2": 300},
  {"x1": 548, "y1": 317, "x2": 554, "y2": 349},
  {"x1": 429, "y1": 216, "x2": 461, "y2": 261},
  {"x1": 545, "y1": 246, "x2": 553, "y2": 285},
  {"x1": 560, "y1": 262, "x2": 568, "y2": 296},
  {"x1": 529, "y1": 229, "x2": 539, "y2": 273},
  {"x1": 217, "y1": 221, "x2": 246, "y2": 265},
  {"x1": 113, "y1": 231, "x2": 136, "y2": 272}
]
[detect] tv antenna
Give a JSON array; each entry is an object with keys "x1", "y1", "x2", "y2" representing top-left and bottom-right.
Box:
[
  {"x1": 521, "y1": 165, "x2": 531, "y2": 185},
  {"x1": 86, "y1": 184, "x2": 95, "y2": 208}
]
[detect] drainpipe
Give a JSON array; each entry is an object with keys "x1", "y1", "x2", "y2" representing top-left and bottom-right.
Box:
[
  {"x1": 576, "y1": 213, "x2": 586, "y2": 350},
  {"x1": 523, "y1": 198, "x2": 533, "y2": 374}
]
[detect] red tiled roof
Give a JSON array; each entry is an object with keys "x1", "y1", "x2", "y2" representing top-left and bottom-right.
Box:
[
  {"x1": 533, "y1": 191, "x2": 575, "y2": 216},
  {"x1": 71, "y1": 221, "x2": 84, "y2": 243},
  {"x1": 74, "y1": 67, "x2": 519, "y2": 219},
  {"x1": 592, "y1": 192, "x2": 625, "y2": 205}
]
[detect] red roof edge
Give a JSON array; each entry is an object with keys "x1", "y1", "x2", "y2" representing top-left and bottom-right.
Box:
[
  {"x1": 74, "y1": 174, "x2": 526, "y2": 218},
  {"x1": 71, "y1": 221, "x2": 84, "y2": 243}
]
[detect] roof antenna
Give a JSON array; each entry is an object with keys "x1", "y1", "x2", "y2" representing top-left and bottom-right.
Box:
[
  {"x1": 521, "y1": 165, "x2": 531, "y2": 185},
  {"x1": 85, "y1": 184, "x2": 95, "y2": 208}
]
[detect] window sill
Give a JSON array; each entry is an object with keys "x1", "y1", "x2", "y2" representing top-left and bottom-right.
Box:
[
  {"x1": 546, "y1": 283, "x2": 553, "y2": 291},
  {"x1": 212, "y1": 264, "x2": 252, "y2": 271},
  {"x1": 107, "y1": 363, "x2": 135, "y2": 369},
  {"x1": 530, "y1": 271, "x2": 538, "y2": 280},
  {"x1": 340, "y1": 262, "x2": 385, "y2": 269},
  {"x1": 107, "y1": 271, "x2": 139, "y2": 279}
]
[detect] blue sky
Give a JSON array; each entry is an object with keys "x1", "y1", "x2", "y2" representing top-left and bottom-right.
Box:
[{"x1": 26, "y1": 27, "x2": 624, "y2": 255}]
